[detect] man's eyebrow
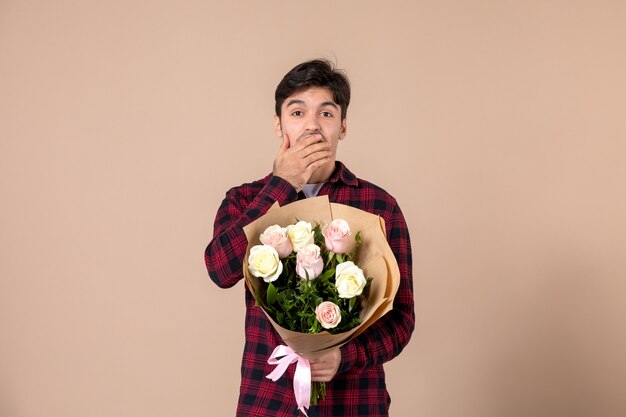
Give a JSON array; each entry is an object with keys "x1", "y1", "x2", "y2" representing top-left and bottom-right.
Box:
[
  {"x1": 286, "y1": 99, "x2": 305, "y2": 107},
  {"x1": 320, "y1": 101, "x2": 339, "y2": 109},
  {"x1": 285, "y1": 99, "x2": 339, "y2": 109}
]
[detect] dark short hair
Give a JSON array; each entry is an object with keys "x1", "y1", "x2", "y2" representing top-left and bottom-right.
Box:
[{"x1": 275, "y1": 59, "x2": 351, "y2": 120}]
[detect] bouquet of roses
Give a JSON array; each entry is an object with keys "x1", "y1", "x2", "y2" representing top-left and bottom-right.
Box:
[
  {"x1": 248, "y1": 218, "x2": 370, "y2": 333},
  {"x1": 242, "y1": 196, "x2": 400, "y2": 415},
  {"x1": 248, "y1": 217, "x2": 370, "y2": 406}
]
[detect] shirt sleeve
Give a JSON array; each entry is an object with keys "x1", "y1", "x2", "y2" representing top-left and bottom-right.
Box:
[
  {"x1": 338, "y1": 200, "x2": 415, "y2": 372},
  {"x1": 205, "y1": 175, "x2": 298, "y2": 289}
]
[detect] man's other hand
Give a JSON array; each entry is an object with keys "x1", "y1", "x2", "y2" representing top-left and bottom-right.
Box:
[{"x1": 309, "y1": 348, "x2": 341, "y2": 382}]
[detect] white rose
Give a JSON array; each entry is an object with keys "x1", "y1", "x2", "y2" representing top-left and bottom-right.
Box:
[
  {"x1": 335, "y1": 261, "x2": 367, "y2": 298},
  {"x1": 260, "y1": 224, "x2": 293, "y2": 258},
  {"x1": 285, "y1": 221, "x2": 314, "y2": 252},
  {"x1": 247, "y1": 245, "x2": 283, "y2": 283}
]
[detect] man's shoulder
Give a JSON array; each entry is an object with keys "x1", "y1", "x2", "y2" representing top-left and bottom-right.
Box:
[
  {"x1": 354, "y1": 176, "x2": 393, "y2": 195},
  {"x1": 351, "y1": 173, "x2": 398, "y2": 205},
  {"x1": 337, "y1": 166, "x2": 401, "y2": 219},
  {"x1": 334, "y1": 162, "x2": 395, "y2": 197},
  {"x1": 224, "y1": 173, "x2": 273, "y2": 196}
]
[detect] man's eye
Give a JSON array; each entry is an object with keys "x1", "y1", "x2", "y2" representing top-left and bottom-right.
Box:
[
  {"x1": 291, "y1": 111, "x2": 303, "y2": 116},
  {"x1": 321, "y1": 111, "x2": 333, "y2": 117}
]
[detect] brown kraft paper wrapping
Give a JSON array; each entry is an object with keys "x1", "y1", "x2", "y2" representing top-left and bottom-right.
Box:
[{"x1": 242, "y1": 195, "x2": 400, "y2": 359}]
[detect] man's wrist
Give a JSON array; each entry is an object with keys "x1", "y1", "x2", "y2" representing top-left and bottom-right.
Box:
[
  {"x1": 269, "y1": 174, "x2": 301, "y2": 196},
  {"x1": 261, "y1": 174, "x2": 298, "y2": 205}
]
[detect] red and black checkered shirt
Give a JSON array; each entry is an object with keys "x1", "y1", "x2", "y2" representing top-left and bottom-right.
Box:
[{"x1": 205, "y1": 162, "x2": 415, "y2": 417}]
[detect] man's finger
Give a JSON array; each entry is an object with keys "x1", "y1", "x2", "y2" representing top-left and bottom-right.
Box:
[
  {"x1": 305, "y1": 156, "x2": 332, "y2": 177},
  {"x1": 292, "y1": 133, "x2": 324, "y2": 151},
  {"x1": 279, "y1": 134, "x2": 290, "y2": 152},
  {"x1": 299, "y1": 142, "x2": 331, "y2": 158},
  {"x1": 304, "y1": 149, "x2": 332, "y2": 166}
]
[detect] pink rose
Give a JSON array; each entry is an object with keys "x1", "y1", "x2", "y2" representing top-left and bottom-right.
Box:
[
  {"x1": 315, "y1": 301, "x2": 342, "y2": 329},
  {"x1": 260, "y1": 225, "x2": 293, "y2": 258},
  {"x1": 322, "y1": 219, "x2": 351, "y2": 253},
  {"x1": 295, "y1": 244, "x2": 324, "y2": 280}
]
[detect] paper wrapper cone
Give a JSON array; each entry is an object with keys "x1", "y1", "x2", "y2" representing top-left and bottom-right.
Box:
[{"x1": 243, "y1": 195, "x2": 400, "y2": 359}]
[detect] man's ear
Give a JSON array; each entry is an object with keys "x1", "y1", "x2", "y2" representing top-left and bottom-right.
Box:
[
  {"x1": 273, "y1": 115, "x2": 283, "y2": 138},
  {"x1": 339, "y1": 118, "x2": 347, "y2": 140}
]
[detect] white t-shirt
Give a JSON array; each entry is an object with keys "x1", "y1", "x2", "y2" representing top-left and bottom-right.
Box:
[{"x1": 301, "y1": 183, "x2": 324, "y2": 198}]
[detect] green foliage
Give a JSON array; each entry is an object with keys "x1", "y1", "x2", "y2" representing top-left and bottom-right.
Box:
[
  {"x1": 266, "y1": 283, "x2": 277, "y2": 305},
  {"x1": 256, "y1": 220, "x2": 369, "y2": 335}
]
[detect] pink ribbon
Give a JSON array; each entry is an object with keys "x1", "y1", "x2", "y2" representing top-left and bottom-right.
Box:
[{"x1": 266, "y1": 345, "x2": 311, "y2": 416}]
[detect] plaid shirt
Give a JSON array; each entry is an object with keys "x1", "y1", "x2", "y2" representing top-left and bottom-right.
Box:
[{"x1": 205, "y1": 162, "x2": 415, "y2": 417}]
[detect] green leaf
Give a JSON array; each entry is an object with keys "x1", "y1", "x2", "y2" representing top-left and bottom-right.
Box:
[
  {"x1": 319, "y1": 268, "x2": 335, "y2": 283},
  {"x1": 266, "y1": 282, "x2": 277, "y2": 305},
  {"x1": 326, "y1": 251, "x2": 335, "y2": 264},
  {"x1": 352, "y1": 231, "x2": 362, "y2": 261},
  {"x1": 349, "y1": 296, "x2": 357, "y2": 312}
]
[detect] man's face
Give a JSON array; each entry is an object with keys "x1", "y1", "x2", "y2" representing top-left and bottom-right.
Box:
[{"x1": 274, "y1": 86, "x2": 347, "y2": 159}]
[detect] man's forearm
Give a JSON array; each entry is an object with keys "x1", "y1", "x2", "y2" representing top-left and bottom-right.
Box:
[
  {"x1": 339, "y1": 203, "x2": 415, "y2": 372},
  {"x1": 205, "y1": 175, "x2": 299, "y2": 288}
]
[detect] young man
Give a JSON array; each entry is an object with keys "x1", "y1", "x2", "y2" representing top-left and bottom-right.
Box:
[{"x1": 205, "y1": 59, "x2": 415, "y2": 417}]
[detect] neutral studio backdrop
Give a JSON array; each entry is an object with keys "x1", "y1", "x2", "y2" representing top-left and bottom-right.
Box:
[{"x1": 1, "y1": 1, "x2": 625, "y2": 416}]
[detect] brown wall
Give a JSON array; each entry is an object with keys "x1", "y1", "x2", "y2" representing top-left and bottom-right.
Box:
[{"x1": 1, "y1": 1, "x2": 625, "y2": 416}]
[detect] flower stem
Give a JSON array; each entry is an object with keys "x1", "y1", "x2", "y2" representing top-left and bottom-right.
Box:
[{"x1": 310, "y1": 381, "x2": 326, "y2": 405}]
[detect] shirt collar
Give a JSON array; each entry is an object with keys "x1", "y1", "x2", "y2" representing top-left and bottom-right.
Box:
[
  {"x1": 266, "y1": 160, "x2": 359, "y2": 187},
  {"x1": 328, "y1": 161, "x2": 359, "y2": 187}
]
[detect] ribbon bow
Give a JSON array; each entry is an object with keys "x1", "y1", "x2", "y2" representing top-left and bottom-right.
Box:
[{"x1": 266, "y1": 345, "x2": 311, "y2": 416}]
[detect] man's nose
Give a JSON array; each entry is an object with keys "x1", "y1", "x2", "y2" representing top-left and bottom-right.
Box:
[{"x1": 304, "y1": 113, "x2": 321, "y2": 131}]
